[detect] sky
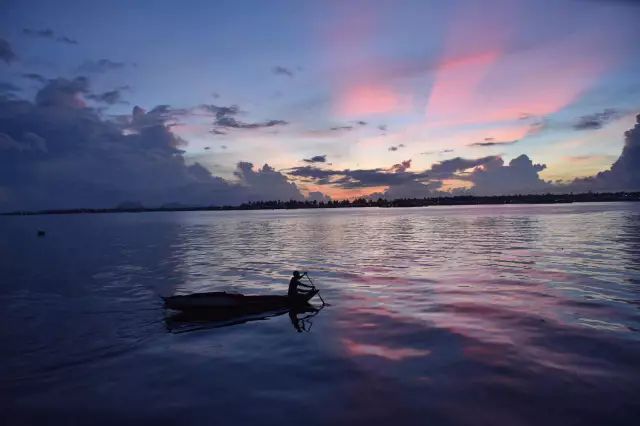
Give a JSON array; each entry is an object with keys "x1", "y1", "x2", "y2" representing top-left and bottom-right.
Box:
[{"x1": 1, "y1": 0, "x2": 640, "y2": 210}]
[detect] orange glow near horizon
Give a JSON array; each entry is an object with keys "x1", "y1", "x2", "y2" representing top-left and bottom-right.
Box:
[
  {"x1": 440, "y1": 178, "x2": 473, "y2": 192},
  {"x1": 303, "y1": 184, "x2": 387, "y2": 200}
]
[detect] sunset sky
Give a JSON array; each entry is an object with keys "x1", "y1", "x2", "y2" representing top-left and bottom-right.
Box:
[{"x1": 1, "y1": 0, "x2": 640, "y2": 209}]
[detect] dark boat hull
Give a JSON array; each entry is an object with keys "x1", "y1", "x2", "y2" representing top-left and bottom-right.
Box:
[
  {"x1": 165, "y1": 304, "x2": 320, "y2": 333},
  {"x1": 162, "y1": 290, "x2": 318, "y2": 312}
]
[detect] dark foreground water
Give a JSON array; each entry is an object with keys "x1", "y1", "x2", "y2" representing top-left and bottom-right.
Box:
[{"x1": 1, "y1": 203, "x2": 639, "y2": 425}]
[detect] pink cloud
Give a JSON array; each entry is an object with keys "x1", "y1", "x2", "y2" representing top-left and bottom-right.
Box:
[
  {"x1": 425, "y1": 29, "x2": 613, "y2": 127},
  {"x1": 425, "y1": 49, "x2": 503, "y2": 124},
  {"x1": 336, "y1": 84, "x2": 408, "y2": 117}
]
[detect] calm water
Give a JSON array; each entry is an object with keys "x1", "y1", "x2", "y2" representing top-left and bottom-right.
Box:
[{"x1": 1, "y1": 203, "x2": 639, "y2": 425}]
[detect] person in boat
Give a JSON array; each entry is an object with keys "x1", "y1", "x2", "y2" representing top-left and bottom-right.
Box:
[{"x1": 288, "y1": 270, "x2": 314, "y2": 299}]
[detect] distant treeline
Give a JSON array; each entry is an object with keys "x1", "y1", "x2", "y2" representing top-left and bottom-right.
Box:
[{"x1": 3, "y1": 192, "x2": 640, "y2": 216}]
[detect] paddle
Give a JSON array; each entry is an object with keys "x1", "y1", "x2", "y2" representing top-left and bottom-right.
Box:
[{"x1": 304, "y1": 272, "x2": 327, "y2": 306}]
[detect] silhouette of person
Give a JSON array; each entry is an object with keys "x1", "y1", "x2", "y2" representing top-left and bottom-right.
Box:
[{"x1": 288, "y1": 270, "x2": 314, "y2": 299}]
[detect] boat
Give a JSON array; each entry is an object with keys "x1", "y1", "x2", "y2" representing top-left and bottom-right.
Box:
[
  {"x1": 165, "y1": 304, "x2": 320, "y2": 333},
  {"x1": 162, "y1": 289, "x2": 319, "y2": 312}
]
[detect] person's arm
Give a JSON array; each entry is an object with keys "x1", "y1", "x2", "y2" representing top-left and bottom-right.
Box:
[{"x1": 297, "y1": 272, "x2": 313, "y2": 287}]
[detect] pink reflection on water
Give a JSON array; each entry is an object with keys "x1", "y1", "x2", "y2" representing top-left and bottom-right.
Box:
[
  {"x1": 331, "y1": 261, "x2": 622, "y2": 382},
  {"x1": 342, "y1": 337, "x2": 431, "y2": 361}
]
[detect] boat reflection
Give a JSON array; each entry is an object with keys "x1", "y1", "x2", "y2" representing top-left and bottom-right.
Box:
[
  {"x1": 288, "y1": 307, "x2": 323, "y2": 332},
  {"x1": 165, "y1": 304, "x2": 323, "y2": 334}
]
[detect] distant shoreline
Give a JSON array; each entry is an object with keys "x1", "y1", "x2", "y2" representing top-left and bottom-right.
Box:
[{"x1": 3, "y1": 192, "x2": 639, "y2": 216}]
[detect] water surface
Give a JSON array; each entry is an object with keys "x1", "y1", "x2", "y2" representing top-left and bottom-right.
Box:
[{"x1": 1, "y1": 203, "x2": 639, "y2": 425}]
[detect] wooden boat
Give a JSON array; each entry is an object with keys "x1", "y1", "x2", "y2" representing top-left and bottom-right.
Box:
[{"x1": 162, "y1": 289, "x2": 318, "y2": 312}]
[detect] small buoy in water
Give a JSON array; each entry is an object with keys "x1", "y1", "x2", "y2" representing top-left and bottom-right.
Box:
[{"x1": 37, "y1": 230, "x2": 45, "y2": 237}]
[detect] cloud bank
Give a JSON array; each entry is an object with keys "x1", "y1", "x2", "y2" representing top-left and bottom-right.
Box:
[
  {"x1": 0, "y1": 77, "x2": 309, "y2": 210},
  {"x1": 286, "y1": 115, "x2": 640, "y2": 199},
  {"x1": 0, "y1": 74, "x2": 638, "y2": 211},
  {"x1": 568, "y1": 114, "x2": 640, "y2": 191}
]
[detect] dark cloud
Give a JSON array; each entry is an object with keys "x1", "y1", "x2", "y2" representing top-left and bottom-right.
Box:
[
  {"x1": 470, "y1": 138, "x2": 519, "y2": 147},
  {"x1": 461, "y1": 155, "x2": 550, "y2": 195},
  {"x1": 234, "y1": 162, "x2": 303, "y2": 201},
  {"x1": 57, "y1": 36, "x2": 78, "y2": 45},
  {"x1": 303, "y1": 155, "x2": 327, "y2": 163},
  {"x1": 331, "y1": 169, "x2": 416, "y2": 189},
  {"x1": 367, "y1": 155, "x2": 546, "y2": 198},
  {"x1": 388, "y1": 143, "x2": 406, "y2": 152},
  {"x1": 22, "y1": 28, "x2": 77, "y2": 44},
  {"x1": 294, "y1": 115, "x2": 640, "y2": 198},
  {"x1": 272, "y1": 66, "x2": 294, "y2": 77},
  {"x1": 201, "y1": 104, "x2": 240, "y2": 117},
  {"x1": 373, "y1": 180, "x2": 443, "y2": 200},
  {"x1": 87, "y1": 89, "x2": 126, "y2": 105},
  {"x1": 378, "y1": 124, "x2": 387, "y2": 131},
  {"x1": 35, "y1": 76, "x2": 89, "y2": 108},
  {"x1": 22, "y1": 28, "x2": 54, "y2": 38},
  {"x1": 79, "y1": 59, "x2": 126, "y2": 73},
  {"x1": 569, "y1": 114, "x2": 640, "y2": 191},
  {"x1": 0, "y1": 82, "x2": 21, "y2": 95},
  {"x1": 0, "y1": 38, "x2": 17, "y2": 64},
  {"x1": 22, "y1": 73, "x2": 47, "y2": 83},
  {"x1": 0, "y1": 132, "x2": 47, "y2": 152},
  {"x1": 428, "y1": 156, "x2": 498, "y2": 177},
  {"x1": 0, "y1": 78, "x2": 305, "y2": 210},
  {"x1": 330, "y1": 125, "x2": 353, "y2": 131},
  {"x1": 306, "y1": 191, "x2": 331, "y2": 202},
  {"x1": 202, "y1": 104, "x2": 287, "y2": 131},
  {"x1": 573, "y1": 108, "x2": 624, "y2": 130},
  {"x1": 355, "y1": 120, "x2": 367, "y2": 126},
  {"x1": 389, "y1": 117, "x2": 640, "y2": 196},
  {"x1": 211, "y1": 92, "x2": 220, "y2": 99},
  {"x1": 289, "y1": 156, "x2": 495, "y2": 190},
  {"x1": 124, "y1": 104, "x2": 189, "y2": 131},
  {"x1": 86, "y1": 85, "x2": 131, "y2": 105},
  {"x1": 390, "y1": 160, "x2": 411, "y2": 173},
  {"x1": 217, "y1": 116, "x2": 287, "y2": 129},
  {"x1": 287, "y1": 166, "x2": 336, "y2": 181}
]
